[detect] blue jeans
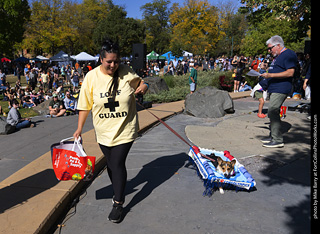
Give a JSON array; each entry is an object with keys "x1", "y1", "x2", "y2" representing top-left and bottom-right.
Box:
[
  {"x1": 23, "y1": 102, "x2": 34, "y2": 108},
  {"x1": 16, "y1": 120, "x2": 31, "y2": 129}
]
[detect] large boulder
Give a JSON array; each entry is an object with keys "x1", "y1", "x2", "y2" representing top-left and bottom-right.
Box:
[
  {"x1": 33, "y1": 99, "x2": 51, "y2": 115},
  {"x1": 143, "y1": 77, "x2": 169, "y2": 94},
  {"x1": 0, "y1": 116, "x2": 7, "y2": 134},
  {"x1": 184, "y1": 86, "x2": 234, "y2": 118}
]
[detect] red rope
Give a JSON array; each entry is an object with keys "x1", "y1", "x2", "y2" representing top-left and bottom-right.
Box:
[{"x1": 137, "y1": 102, "x2": 215, "y2": 163}]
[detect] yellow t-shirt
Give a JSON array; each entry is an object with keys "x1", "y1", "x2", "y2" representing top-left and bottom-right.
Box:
[{"x1": 77, "y1": 64, "x2": 141, "y2": 147}]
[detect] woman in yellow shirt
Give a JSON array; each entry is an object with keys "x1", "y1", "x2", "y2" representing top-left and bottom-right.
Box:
[{"x1": 73, "y1": 39, "x2": 148, "y2": 223}]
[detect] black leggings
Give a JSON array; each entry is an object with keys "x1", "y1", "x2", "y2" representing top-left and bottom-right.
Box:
[{"x1": 99, "y1": 141, "x2": 133, "y2": 203}]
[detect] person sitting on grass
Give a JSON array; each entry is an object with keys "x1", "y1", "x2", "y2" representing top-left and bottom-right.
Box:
[
  {"x1": 63, "y1": 91, "x2": 77, "y2": 115},
  {"x1": 6, "y1": 99, "x2": 34, "y2": 130},
  {"x1": 48, "y1": 93, "x2": 66, "y2": 117},
  {"x1": 21, "y1": 95, "x2": 36, "y2": 108},
  {"x1": 4, "y1": 89, "x2": 15, "y2": 108}
]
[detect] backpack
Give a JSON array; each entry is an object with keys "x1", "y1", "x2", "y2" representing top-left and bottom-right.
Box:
[
  {"x1": 5, "y1": 124, "x2": 16, "y2": 134},
  {"x1": 0, "y1": 117, "x2": 16, "y2": 135}
]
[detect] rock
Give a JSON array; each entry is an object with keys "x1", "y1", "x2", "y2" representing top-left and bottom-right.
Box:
[
  {"x1": 184, "y1": 86, "x2": 234, "y2": 118},
  {"x1": 33, "y1": 99, "x2": 51, "y2": 115},
  {"x1": 143, "y1": 77, "x2": 169, "y2": 94},
  {"x1": 0, "y1": 117, "x2": 7, "y2": 134}
]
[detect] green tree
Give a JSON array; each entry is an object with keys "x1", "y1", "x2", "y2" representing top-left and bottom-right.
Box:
[
  {"x1": 22, "y1": 0, "x2": 113, "y2": 56},
  {"x1": 0, "y1": 0, "x2": 30, "y2": 56},
  {"x1": 76, "y1": 0, "x2": 114, "y2": 54},
  {"x1": 169, "y1": 0, "x2": 222, "y2": 56},
  {"x1": 214, "y1": 1, "x2": 247, "y2": 56},
  {"x1": 93, "y1": 5, "x2": 145, "y2": 57},
  {"x1": 57, "y1": 0, "x2": 81, "y2": 54},
  {"x1": 23, "y1": 0, "x2": 68, "y2": 55},
  {"x1": 141, "y1": 0, "x2": 172, "y2": 55},
  {"x1": 240, "y1": 0, "x2": 311, "y2": 40},
  {"x1": 240, "y1": 12, "x2": 303, "y2": 56}
]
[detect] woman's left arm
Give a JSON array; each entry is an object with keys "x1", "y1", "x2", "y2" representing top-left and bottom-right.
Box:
[{"x1": 134, "y1": 80, "x2": 149, "y2": 95}]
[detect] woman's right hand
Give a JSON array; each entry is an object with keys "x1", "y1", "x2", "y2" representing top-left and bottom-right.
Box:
[{"x1": 73, "y1": 128, "x2": 82, "y2": 141}]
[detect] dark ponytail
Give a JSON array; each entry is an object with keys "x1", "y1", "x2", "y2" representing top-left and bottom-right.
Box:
[
  {"x1": 109, "y1": 70, "x2": 119, "y2": 101},
  {"x1": 100, "y1": 39, "x2": 120, "y2": 101}
]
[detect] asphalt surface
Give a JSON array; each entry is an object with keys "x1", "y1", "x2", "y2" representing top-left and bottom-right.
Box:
[{"x1": 45, "y1": 97, "x2": 311, "y2": 234}]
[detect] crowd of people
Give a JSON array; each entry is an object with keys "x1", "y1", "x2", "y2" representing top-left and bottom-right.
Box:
[
  {"x1": 144, "y1": 54, "x2": 255, "y2": 77},
  {"x1": 0, "y1": 61, "x2": 95, "y2": 131},
  {"x1": 144, "y1": 51, "x2": 311, "y2": 99},
  {"x1": 0, "y1": 45, "x2": 311, "y2": 132}
]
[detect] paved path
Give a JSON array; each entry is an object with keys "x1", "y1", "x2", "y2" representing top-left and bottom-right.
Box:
[
  {"x1": 53, "y1": 97, "x2": 311, "y2": 234},
  {"x1": 0, "y1": 91, "x2": 311, "y2": 234}
]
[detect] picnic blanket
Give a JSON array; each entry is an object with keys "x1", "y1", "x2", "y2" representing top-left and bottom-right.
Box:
[{"x1": 188, "y1": 147, "x2": 256, "y2": 196}]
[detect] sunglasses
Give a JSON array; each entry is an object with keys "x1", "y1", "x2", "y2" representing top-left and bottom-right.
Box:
[{"x1": 267, "y1": 45, "x2": 277, "y2": 51}]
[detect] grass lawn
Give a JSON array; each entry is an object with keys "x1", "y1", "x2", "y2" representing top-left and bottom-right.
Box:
[{"x1": 1, "y1": 74, "x2": 39, "y2": 118}]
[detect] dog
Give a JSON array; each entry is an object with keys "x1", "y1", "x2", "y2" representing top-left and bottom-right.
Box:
[{"x1": 207, "y1": 153, "x2": 236, "y2": 194}]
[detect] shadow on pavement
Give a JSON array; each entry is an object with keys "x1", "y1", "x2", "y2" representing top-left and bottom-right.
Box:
[
  {"x1": 247, "y1": 117, "x2": 311, "y2": 234},
  {"x1": 0, "y1": 169, "x2": 58, "y2": 213},
  {"x1": 95, "y1": 152, "x2": 188, "y2": 221},
  {"x1": 260, "y1": 150, "x2": 311, "y2": 234}
]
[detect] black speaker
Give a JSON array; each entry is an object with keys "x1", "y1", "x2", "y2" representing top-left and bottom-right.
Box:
[
  {"x1": 304, "y1": 40, "x2": 311, "y2": 55},
  {"x1": 132, "y1": 43, "x2": 146, "y2": 74}
]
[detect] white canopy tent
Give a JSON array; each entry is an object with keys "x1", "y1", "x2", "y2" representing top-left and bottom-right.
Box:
[
  {"x1": 182, "y1": 50, "x2": 193, "y2": 57},
  {"x1": 73, "y1": 52, "x2": 98, "y2": 61},
  {"x1": 36, "y1": 55, "x2": 49, "y2": 61}
]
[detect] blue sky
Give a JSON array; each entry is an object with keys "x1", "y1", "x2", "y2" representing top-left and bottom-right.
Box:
[
  {"x1": 28, "y1": 0, "x2": 241, "y2": 19},
  {"x1": 113, "y1": 0, "x2": 241, "y2": 19}
]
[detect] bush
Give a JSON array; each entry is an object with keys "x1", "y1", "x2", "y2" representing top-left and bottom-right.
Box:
[
  {"x1": 144, "y1": 70, "x2": 234, "y2": 103},
  {"x1": 162, "y1": 75, "x2": 175, "y2": 88},
  {"x1": 243, "y1": 73, "x2": 259, "y2": 88}
]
